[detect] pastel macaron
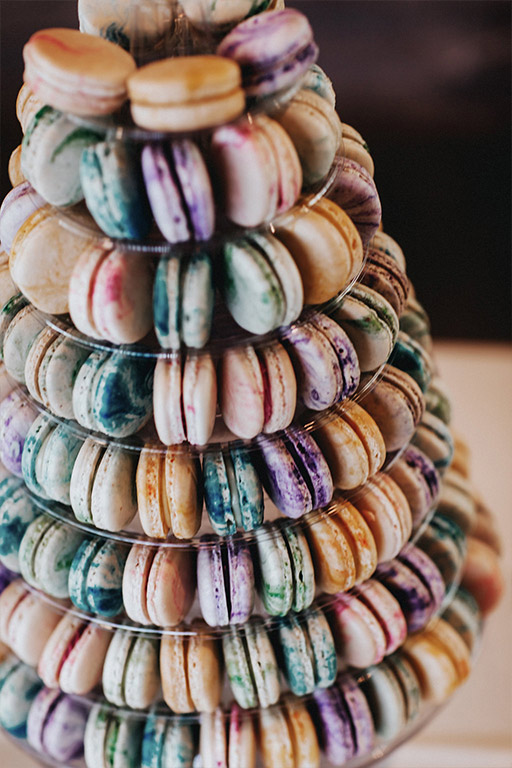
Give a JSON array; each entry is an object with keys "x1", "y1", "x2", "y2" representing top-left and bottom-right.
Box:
[
  {"x1": 0, "y1": 181, "x2": 45, "y2": 254},
  {"x1": 203, "y1": 447, "x2": 263, "y2": 536},
  {"x1": 153, "y1": 250, "x2": 215, "y2": 349},
  {"x1": 142, "y1": 139, "x2": 215, "y2": 244},
  {"x1": 221, "y1": 231, "x2": 304, "y2": 335},
  {"x1": 259, "y1": 697, "x2": 320, "y2": 768},
  {"x1": 69, "y1": 438, "x2": 138, "y2": 532},
  {"x1": 212, "y1": 114, "x2": 302, "y2": 228},
  {"x1": 122, "y1": 543, "x2": 196, "y2": 627},
  {"x1": 128, "y1": 55, "x2": 244, "y2": 131},
  {"x1": 102, "y1": 628, "x2": 160, "y2": 710},
  {"x1": 276, "y1": 87, "x2": 342, "y2": 186},
  {"x1": 274, "y1": 198, "x2": 363, "y2": 305},
  {"x1": 341, "y1": 123, "x2": 374, "y2": 178},
  {"x1": 16, "y1": 84, "x2": 44, "y2": 135},
  {"x1": 23, "y1": 28, "x2": 136, "y2": 115},
  {"x1": 27, "y1": 687, "x2": 87, "y2": 762},
  {"x1": 222, "y1": 619, "x2": 280, "y2": 708},
  {"x1": 200, "y1": 705, "x2": 255, "y2": 768},
  {"x1": 197, "y1": 536, "x2": 254, "y2": 627},
  {"x1": 0, "y1": 662, "x2": 42, "y2": 739},
  {"x1": 69, "y1": 538, "x2": 129, "y2": 617},
  {"x1": 136, "y1": 444, "x2": 202, "y2": 539},
  {"x1": 21, "y1": 107, "x2": 102, "y2": 207},
  {"x1": 329, "y1": 156, "x2": 382, "y2": 247},
  {"x1": 69, "y1": 241, "x2": 154, "y2": 344},
  {"x1": 278, "y1": 607, "x2": 337, "y2": 696},
  {"x1": 84, "y1": 705, "x2": 143, "y2": 768},
  {"x1": 389, "y1": 445, "x2": 440, "y2": 530},
  {"x1": 0, "y1": 579, "x2": 61, "y2": 666},
  {"x1": 0, "y1": 390, "x2": 38, "y2": 477},
  {"x1": 10, "y1": 205, "x2": 100, "y2": 315},
  {"x1": 8, "y1": 146, "x2": 26, "y2": 186},
  {"x1": 217, "y1": 9, "x2": 318, "y2": 98},
  {"x1": 144, "y1": 711, "x2": 194, "y2": 768}
]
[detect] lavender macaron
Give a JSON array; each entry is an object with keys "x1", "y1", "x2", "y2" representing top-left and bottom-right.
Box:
[
  {"x1": 197, "y1": 536, "x2": 254, "y2": 627},
  {"x1": 27, "y1": 687, "x2": 87, "y2": 761},
  {"x1": 329, "y1": 156, "x2": 382, "y2": 248}
]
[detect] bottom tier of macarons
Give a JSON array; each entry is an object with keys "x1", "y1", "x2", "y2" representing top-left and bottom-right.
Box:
[{"x1": 0, "y1": 583, "x2": 484, "y2": 768}]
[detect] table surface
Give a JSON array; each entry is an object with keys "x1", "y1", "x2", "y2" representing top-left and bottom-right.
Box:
[{"x1": 1, "y1": 341, "x2": 511, "y2": 768}]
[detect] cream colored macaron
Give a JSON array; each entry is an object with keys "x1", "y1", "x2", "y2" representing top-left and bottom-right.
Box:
[{"x1": 128, "y1": 55, "x2": 245, "y2": 131}]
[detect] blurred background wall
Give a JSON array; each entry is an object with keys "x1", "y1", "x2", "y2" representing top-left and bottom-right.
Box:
[{"x1": 1, "y1": 0, "x2": 510, "y2": 340}]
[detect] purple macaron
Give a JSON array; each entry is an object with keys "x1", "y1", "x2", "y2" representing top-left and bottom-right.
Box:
[
  {"x1": 0, "y1": 181, "x2": 45, "y2": 254},
  {"x1": 390, "y1": 445, "x2": 440, "y2": 529},
  {"x1": 27, "y1": 687, "x2": 87, "y2": 762},
  {"x1": 217, "y1": 8, "x2": 318, "y2": 98},
  {"x1": 0, "y1": 391, "x2": 37, "y2": 477},
  {"x1": 398, "y1": 544, "x2": 446, "y2": 611},
  {"x1": 338, "y1": 673, "x2": 375, "y2": 757},
  {"x1": 197, "y1": 536, "x2": 254, "y2": 627},
  {"x1": 142, "y1": 139, "x2": 214, "y2": 244},
  {"x1": 310, "y1": 313, "x2": 361, "y2": 400},
  {"x1": 257, "y1": 427, "x2": 333, "y2": 518},
  {"x1": 329, "y1": 157, "x2": 382, "y2": 248}
]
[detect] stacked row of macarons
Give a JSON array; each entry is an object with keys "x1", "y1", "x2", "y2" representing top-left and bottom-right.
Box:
[
  {"x1": 0, "y1": 534, "x2": 456, "y2": 715},
  {"x1": 0, "y1": 365, "x2": 429, "y2": 536},
  {"x1": 0, "y1": 578, "x2": 487, "y2": 767}
]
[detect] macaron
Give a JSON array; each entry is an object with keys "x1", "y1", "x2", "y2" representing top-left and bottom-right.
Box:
[
  {"x1": 303, "y1": 63, "x2": 336, "y2": 106},
  {"x1": 341, "y1": 123, "x2": 374, "y2": 177},
  {"x1": 21, "y1": 106, "x2": 103, "y2": 207},
  {"x1": 440, "y1": 586, "x2": 482, "y2": 652},
  {"x1": 217, "y1": 9, "x2": 318, "y2": 98},
  {"x1": 69, "y1": 241, "x2": 154, "y2": 344},
  {"x1": 70, "y1": 438, "x2": 138, "y2": 531},
  {"x1": 8, "y1": 146, "x2": 26, "y2": 186},
  {"x1": 198, "y1": 536, "x2": 254, "y2": 627},
  {"x1": 211, "y1": 114, "x2": 302, "y2": 228},
  {"x1": 313, "y1": 675, "x2": 375, "y2": 765},
  {"x1": 102, "y1": 628, "x2": 160, "y2": 710},
  {"x1": 0, "y1": 181, "x2": 45, "y2": 254},
  {"x1": 10, "y1": 205, "x2": 99, "y2": 315},
  {"x1": 160, "y1": 624, "x2": 222, "y2": 712},
  {"x1": 411, "y1": 410, "x2": 454, "y2": 473},
  {"x1": 361, "y1": 246, "x2": 410, "y2": 318},
  {"x1": 284, "y1": 312, "x2": 360, "y2": 410},
  {"x1": 2, "y1": 303, "x2": 45, "y2": 384},
  {"x1": 353, "y1": 472, "x2": 413, "y2": 563},
  {"x1": 220, "y1": 342, "x2": 296, "y2": 439},
  {"x1": 275, "y1": 198, "x2": 363, "y2": 305},
  {"x1": 20, "y1": 412, "x2": 54, "y2": 498},
  {"x1": 276, "y1": 88, "x2": 342, "y2": 186},
  {"x1": 23, "y1": 28, "x2": 136, "y2": 115},
  {"x1": 203, "y1": 447, "x2": 263, "y2": 536},
  {"x1": 136, "y1": 445, "x2": 202, "y2": 539},
  {"x1": 360, "y1": 659, "x2": 408, "y2": 741},
  {"x1": 200, "y1": 705, "x2": 255, "y2": 768},
  {"x1": 0, "y1": 261, "x2": 18, "y2": 322},
  {"x1": 143, "y1": 711, "x2": 194, "y2": 768},
  {"x1": 24, "y1": 420, "x2": 82, "y2": 504},
  {"x1": 390, "y1": 332, "x2": 433, "y2": 396},
  {"x1": 69, "y1": 538, "x2": 129, "y2": 617},
  {"x1": 25, "y1": 330, "x2": 90, "y2": 420},
  {"x1": 84, "y1": 704, "x2": 143, "y2": 768},
  {"x1": 38, "y1": 613, "x2": 112, "y2": 695},
  {"x1": 0, "y1": 662, "x2": 42, "y2": 739},
  {"x1": 0, "y1": 390, "x2": 38, "y2": 477},
  {"x1": 73, "y1": 351, "x2": 154, "y2": 438},
  {"x1": 417, "y1": 512, "x2": 466, "y2": 594},
  {"x1": 80, "y1": 140, "x2": 152, "y2": 239},
  {"x1": 385, "y1": 651, "x2": 421, "y2": 725},
  {"x1": 400, "y1": 295, "x2": 434, "y2": 353},
  {"x1": 259, "y1": 697, "x2": 320, "y2": 768},
  {"x1": 255, "y1": 520, "x2": 315, "y2": 616},
  {"x1": 0, "y1": 579, "x2": 61, "y2": 666},
  {"x1": 256, "y1": 426, "x2": 333, "y2": 518},
  {"x1": 142, "y1": 139, "x2": 215, "y2": 244},
  {"x1": 27, "y1": 687, "x2": 87, "y2": 762},
  {"x1": 16, "y1": 84, "x2": 44, "y2": 134},
  {"x1": 305, "y1": 499, "x2": 378, "y2": 594},
  {"x1": 79, "y1": 0, "x2": 176, "y2": 49},
  {"x1": 0, "y1": 477, "x2": 38, "y2": 572},
  {"x1": 461, "y1": 536, "x2": 504, "y2": 616},
  {"x1": 371, "y1": 230, "x2": 407, "y2": 271},
  {"x1": 359, "y1": 365, "x2": 424, "y2": 454},
  {"x1": 182, "y1": 0, "x2": 277, "y2": 29},
  {"x1": 425, "y1": 375, "x2": 452, "y2": 425},
  {"x1": 221, "y1": 231, "x2": 303, "y2": 335},
  {"x1": 435, "y1": 467, "x2": 477, "y2": 534},
  {"x1": 222, "y1": 619, "x2": 279, "y2": 709},
  {"x1": 402, "y1": 617, "x2": 471, "y2": 703},
  {"x1": 153, "y1": 354, "x2": 216, "y2": 446},
  {"x1": 123, "y1": 543, "x2": 196, "y2": 627},
  {"x1": 314, "y1": 402, "x2": 386, "y2": 490},
  {"x1": 19, "y1": 514, "x2": 85, "y2": 598},
  {"x1": 335, "y1": 282, "x2": 400, "y2": 374},
  {"x1": 329, "y1": 156, "x2": 382, "y2": 247},
  {"x1": 153, "y1": 250, "x2": 215, "y2": 350},
  {"x1": 389, "y1": 445, "x2": 440, "y2": 530},
  {"x1": 278, "y1": 608, "x2": 337, "y2": 696},
  {"x1": 128, "y1": 55, "x2": 244, "y2": 131}
]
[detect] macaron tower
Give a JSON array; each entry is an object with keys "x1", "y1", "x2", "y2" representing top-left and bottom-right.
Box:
[{"x1": 0, "y1": 1, "x2": 504, "y2": 767}]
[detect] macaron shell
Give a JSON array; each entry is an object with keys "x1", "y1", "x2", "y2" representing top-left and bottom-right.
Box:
[
  {"x1": 21, "y1": 414, "x2": 55, "y2": 498},
  {"x1": 182, "y1": 353, "x2": 217, "y2": 445},
  {"x1": 165, "y1": 448, "x2": 202, "y2": 539},
  {"x1": 259, "y1": 342, "x2": 296, "y2": 434},
  {"x1": 2, "y1": 305, "x2": 44, "y2": 384},
  {"x1": 314, "y1": 414, "x2": 370, "y2": 490},
  {"x1": 221, "y1": 346, "x2": 264, "y2": 439},
  {"x1": 5, "y1": 591, "x2": 60, "y2": 666},
  {"x1": 0, "y1": 392, "x2": 38, "y2": 477},
  {"x1": 0, "y1": 663, "x2": 42, "y2": 738},
  {"x1": 91, "y1": 444, "x2": 138, "y2": 532},
  {"x1": 249, "y1": 232, "x2": 303, "y2": 327},
  {"x1": 24, "y1": 327, "x2": 59, "y2": 404},
  {"x1": 142, "y1": 144, "x2": 189, "y2": 244},
  {"x1": 181, "y1": 250, "x2": 215, "y2": 348},
  {"x1": 187, "y1": 630, "x2": 223, "y2": 712},
  {"x1": 230, "y1": 447, "x2": 264, "y2": 532},
  {"x1": 360, "y1": 662, "x2": 407, "y2": 741},
  {"x1": 122, "y1": 635, "x2": 160, "y2": 710},
  {"x1": 284, "y1": 321, "x2": 343, "y2": 410},
  {"x1": 353, "y1": 580, "x2": 407, "y2": 656},
  {"x1": 313, "y1": 685, "x2": 355, "y2": 764},
  {"x1": 160, "y1": 635, "x2": 195, "y2": 713},
  {"x1": 259, "y1": 707, "x2": 295, "y2": 768},
  {"x1": 228, "y1": 539, "x2": 255, "y2": 625},
  {"x1": 255, "y1": 526, "x2": 294, "y2": 616},
  {"x1": 338, "y1": 673, "x2": 375, "y2": 756},
  {"x1": 39, "y1": 424, "x2": 82, "y2": 504},
  {"x1": 244, "y1": 621, "x2": 280, "y2": 708},
  {"x1": 334, "y1": 501, "x2": 378, "y2": 583},
  {"x1": 33, "y1": 519, "x2": 84, "y2": 598},
  {"x1": 198, "y1": 540, "x2": 229, "y2": 627},
  {"x1": 329, "y1": 157, "x2": 381, "y2": 247},
  {"x1": 279, "y1": 616, "x2": 316, "y2": 696},
  {"x1": 72, "y1": 350, "x2": 106, "y2": 431},
  {"x1": 305, "y1": 512, "x2": 356, "y2": 593},
  {"x1": 69, "y1": 438, "x2": 103, "y2": 525},
  {"x1": 153, "y1": 254, "x2": 181, "y2": 350},
  {"x1": 283, "y1": 697, "x2": 321, "y2": 768},
  {"x1": 153, "y1": 357, "x2": 186, "y2": 446},
  {"x1": 59, "y1": 622, "x2": 112, "y2": 695},
  {"x1": 41, "y1": 336, "x2": 92, "y2": 420},
  {"x1": 85, "y1": 540, "x2": 128, "y2": 617},
  {"x1": 172, "y1": 140, "x2": 215, "y2": 242},
  {"x1": 311, "y1": 313, "x2": 361, "y2": 400},
  {"x1": 0, "y1": 483, "x2": 38, "y2": 572},
  {"x1": 8, "y1": 146, "x2": 26, "y2": 185},
  {"x1": 257, "y1": 116, "x2": 302, "y2": 215},
  {"x1": 147, "y1": 547, "x2": 196, "y2": 627},
  {"x1": 137, "y1": 449, "x2": 170, "y2": 539},
  {"x1": 329, "y1": 591, "x2": 387, "y2": 668},
  {"x1": 283, "y1": 523, "x2": 315, "y2": 612},
  {"x1": 0, "y1": 181, "x2": 45, "y2": 254}
]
